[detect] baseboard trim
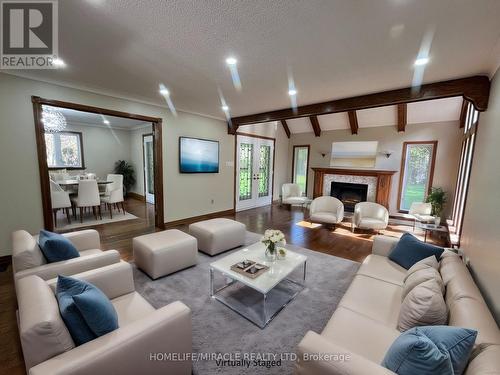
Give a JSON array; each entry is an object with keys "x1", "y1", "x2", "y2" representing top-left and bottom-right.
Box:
[
  {"x1": 164, "y1": 209, "x2": 236, "y2": 228},
  {"x1": 128, "y1": 192, "x2": 146, "y2": 202}
]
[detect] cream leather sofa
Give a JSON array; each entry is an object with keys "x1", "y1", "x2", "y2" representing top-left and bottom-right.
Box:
[
  {"x1": 12, "y1": 229, "x2": 120, "y2": 284},
  {"x1": 17, "y1": 261, "x2": 192, "y2": 375},
  {"x1": 296, "y1": 235, "x2": 500, "y2": 374}
]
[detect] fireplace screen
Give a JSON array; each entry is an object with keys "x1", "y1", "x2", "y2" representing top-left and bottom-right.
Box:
[{"x1": 331, "y1": 182, "x2": 368, "y2": 212}]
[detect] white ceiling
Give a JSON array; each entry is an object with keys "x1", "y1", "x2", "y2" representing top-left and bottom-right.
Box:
[
  {"x1": 284, "y1": 96, "x2": 463, "y2": 134},
  {"x1": 5, "y1": 1, "x2": 500, "y2": 119},
  {"x1": 54, "y1": 107, "x2": 151, "y2": 130}
]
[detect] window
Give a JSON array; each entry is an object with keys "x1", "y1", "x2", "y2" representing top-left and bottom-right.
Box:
[
  {"x1": 292, "y1": 145, "x2": 310, "y2": 195},
  {"x1": 45, "y1": 131, "x2": 85, "y2": 169},
  {"x1": 398, "y1": 141, "x2": 437, "y2": 212},
  {"x1": 450, "y1": 101, "x2": 479, "y2": 241}
]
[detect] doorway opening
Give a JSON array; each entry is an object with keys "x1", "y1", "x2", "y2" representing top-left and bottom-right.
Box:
[{"x1": 32, "y1": 96, "x2": 164, "y2": 232}]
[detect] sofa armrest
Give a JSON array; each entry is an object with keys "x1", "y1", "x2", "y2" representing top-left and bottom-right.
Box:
[
  {"x1": 29, "y1": 301, "x2": 192, "y2": 375},
  {"x1": 14, "y1": 250, "x2": 120, "y2": 283},
  {"x1": 46, "y1": 261, "x2": 134, "y2": 299},
  {"x1": 296, "y1": 331, "x2": 395, "y2": 375},
  {"x1": 372, "y1": 235, "x2": 399, "y2": 257},
  {"x1": 62, "y1": 229, "x2": 100, "y2": 252}
]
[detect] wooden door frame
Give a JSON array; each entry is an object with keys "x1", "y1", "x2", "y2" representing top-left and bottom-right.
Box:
[
  {"x1": 397, "y1": 140, "x2": 438, "y2": 213},
  {"x1": 291, "y1": 145, "x2": 311, "y2": 196},
  {"x1": 32, "y1": 96, "x2": 165, "y2": 231},
  {"x1": 234, "y1": 132, "x2": 276, "y2": 210}
]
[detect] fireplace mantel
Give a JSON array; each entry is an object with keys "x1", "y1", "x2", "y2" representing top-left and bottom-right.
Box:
[{"x1": 312, "y1": 168, "x2": 397, "y2": 208}]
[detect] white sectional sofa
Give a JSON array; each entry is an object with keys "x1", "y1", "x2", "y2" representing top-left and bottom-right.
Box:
[
  {"x1": 17, "y1": 261, "x2": 192, "y2": 375},
  {"x1": 296, "y1": 235, "x2": 500, "y2": 374},
  {"x1": 11, "y1": 229, "x2": 120, "y2": 284}
]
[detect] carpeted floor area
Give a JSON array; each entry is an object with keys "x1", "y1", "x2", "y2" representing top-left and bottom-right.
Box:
[{"x1": 132, "y1": 231, "x2": 360, "y2": 374}]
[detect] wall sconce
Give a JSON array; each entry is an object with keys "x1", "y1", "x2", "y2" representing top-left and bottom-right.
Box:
[{"x1": 379, "y1": 150, "x2": 393, "y2": 158}]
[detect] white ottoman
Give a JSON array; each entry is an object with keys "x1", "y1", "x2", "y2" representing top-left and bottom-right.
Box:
[
  {"x1": 133, "y1": 229, "x2": 197, "y2": 279},
  {"x1": 189, "y1": 218, "x2": 246, "y2": 256}
]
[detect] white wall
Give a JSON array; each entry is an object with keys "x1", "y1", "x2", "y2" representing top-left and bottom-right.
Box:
[
  {"x1": 289, "y1": 122, "x2": 462, "y2": 214},
  {"x1": 0, "y1": 73, "x2": 233, "y2": 256},
  {"x1": 237, "y1": 122, "x2": 290, "y2": 200},
  {"x1": 461, "y1": 68, "x2": 500, "y2": 323},
  {"x1": 65, "y1": 122, "x2": 132, "y2": 180}
]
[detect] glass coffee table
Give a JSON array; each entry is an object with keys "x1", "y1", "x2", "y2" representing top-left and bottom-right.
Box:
[
  {"x1": 209, "y1": 242, "x2": 307, "y2": 328},
  {"x1": 417, "y1": 222, "x2": 448, "y2": 242}
]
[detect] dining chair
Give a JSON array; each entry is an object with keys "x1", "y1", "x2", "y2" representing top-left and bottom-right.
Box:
[
  {"x1": 50, "y1": 180, "x2": 72, "y2": 227},
  {"x1": 71, "y1": 180, "x2": 102, "y2": 223},
  {"x1": 101, "y1": 174, "x2": 125, "y2": 218}
]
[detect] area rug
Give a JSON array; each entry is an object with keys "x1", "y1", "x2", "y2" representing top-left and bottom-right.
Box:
[
  {"x1": 132, "y1": 231, "x2": 360, "y2": 375},
  {"x1": 54, "y1": 210, "x2": 138, "y2": 230}
]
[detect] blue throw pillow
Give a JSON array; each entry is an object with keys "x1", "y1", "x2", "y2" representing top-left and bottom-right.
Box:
[
  {"x1": 56, "y1": 275, "x2": 97, "y2": 345},
  {"x1": 38, "y1": 230, "x2": 80, "y2": 263},
  {"x1": 73, "y1": 285, "x2": 118, "y2": 337},
  {"x1": 388, "y1": 232, "x2": 444, "y2": 269},
  {"x1": 382, "y1": 326, "x2": 477, "y2": 375}
]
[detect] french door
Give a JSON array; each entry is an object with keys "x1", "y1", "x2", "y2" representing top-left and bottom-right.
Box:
[
  {"x1": 236, "y1": 135, "x2": 274, "y2": 211},
  {"x1": 143, "y1": 135, "x2": 155, "y2": 204}
]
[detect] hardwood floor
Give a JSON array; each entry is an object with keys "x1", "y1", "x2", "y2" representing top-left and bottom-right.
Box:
[{"x1": 0, "y1": 198, "x2": 446, "y2": 374}]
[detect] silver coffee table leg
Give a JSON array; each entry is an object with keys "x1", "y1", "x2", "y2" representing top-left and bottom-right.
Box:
[
  {"x1": 303, "y1": 260, "x2": 307, "y2": 282},
  {"x1": 209, "y1": 267, "x2": 214, "y2": 296},
  {"x1": 262, "y1": 293, "x2": 267, "y2": 325}
]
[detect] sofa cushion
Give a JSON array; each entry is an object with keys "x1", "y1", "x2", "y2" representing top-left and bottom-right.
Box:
[
  {"x1": 339, "y1": 274, "x2": 402, "y2": 327},
  {"x1": 12, "y1": 230, "x2": 46, "y2": 272},
  {"x1": 322, "y1": 306, "x2": 400, "y2": 363},
  {"x1": 388, "y1": 233, "x2": 444, "y2": 269},
  {"x1": 382, "y1": 327, "x2": 454, "y2": 375},
  {"x1": 73, "y1": 284, "x2": 119, "y2": 337},
  {"x1": 111, "y1": 292, "x2": 155, "y2": 326},
  {"x1": 56, "y1": 275, "x2": 97, "y2": 345},
  {"x1": 39, "y1": 230, "x2": 80, "y2": 263},
  {"x1": 398, "y1": 279, "x2": 448, "y2": 332},
  {"x1": 402, "y1": 267, "x2": 444, "y2": 301},
  {"x1": 17, "y1": 275, "x2": 75, "y2": 369},
  {"x1": 405, "y1": 256, "x2": 439, "y2": 278},
  {"x1": 465, "y1": 345, "x2": 500, "y2": 375},
  {"x1": 357, "y1": 254, "x2": 407, "y2": 286}
]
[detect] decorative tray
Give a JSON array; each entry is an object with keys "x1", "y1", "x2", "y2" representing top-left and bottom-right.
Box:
[{"x1": 230, "y1": 259, "x2": 269, "y2": 279}]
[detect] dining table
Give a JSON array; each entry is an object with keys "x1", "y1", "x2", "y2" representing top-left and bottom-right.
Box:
[{"x1": 57, "y1": 179, "x2": 113, "y2": 186}]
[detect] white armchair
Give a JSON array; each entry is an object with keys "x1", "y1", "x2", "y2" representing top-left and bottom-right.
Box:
[
  {"x1": 281, "y1": 183, "x2": 308, "y2": 205},
  {"x1": 309, "y1": 196, "x2": 344, "y2": 227},
  {"x1": 11, "y1": 229, "x2": 120, "y2": 285},
  {"x1": 408, "y1": 202, "x2": 434, "y2": 230},
  {"x1": 17, "y1": 262, "x2": 192, "y2": 375},
  {"x1": 101, "y1": 174, "x2": 125, "y2": 218},
  {"x1": 50, "y1": 180, "x2": 72, "y2": 227},
  {"x1": 352, "y1": 202, "x2": 389, "y2": 233}
]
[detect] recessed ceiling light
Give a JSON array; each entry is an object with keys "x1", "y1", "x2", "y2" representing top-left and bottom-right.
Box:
[
  {"x1": 288, "y1": 89, "x2": 297, "y2": 96},
  {"x1": 414, "y1": 57, "x2": 429, "y2": 66},
  {"x1": 159, "y1": 87, "x2": 169, "y2": 96},
  {"x1": 103, "y1": 119, "x2": 110, "y2": 125},
  {"x1": 53, "y1": 58, "x2": 66, "y2": 67},
  {"x1": 225, "y1": 57, "x2": 237, "y2": 66},
  {"x1": 221, "y1": 105, "x2": 229, "y2": 112}
]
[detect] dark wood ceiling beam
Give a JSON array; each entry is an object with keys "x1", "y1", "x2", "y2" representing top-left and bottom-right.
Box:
[
  {"x1": 230, "y1": 76, "x2": 490, "y2": 127},
  {"x1": 348, "y1": 111, "x2": 358, "y2": 134},
  {"x1": 459, "y1": 100, "x2": 468, "y2": 128},
  {"x1": 309, "y1": 116, "x2": 321, "y2": 137},
  {"x1": 280, "y1": 120, "x2": 291, "y2": 138},
  {"x1": 397, "y1": 103, "x2": 407, "y2": 132}
]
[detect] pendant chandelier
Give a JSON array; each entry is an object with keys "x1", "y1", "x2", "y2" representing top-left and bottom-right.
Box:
[{"x1": 42, "y1": 106, "x2": 67, "y2": 133}]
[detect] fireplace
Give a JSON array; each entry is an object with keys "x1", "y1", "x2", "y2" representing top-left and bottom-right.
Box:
[{"x1": 331, "y1": 182, "x2": 368, "y2": 212}]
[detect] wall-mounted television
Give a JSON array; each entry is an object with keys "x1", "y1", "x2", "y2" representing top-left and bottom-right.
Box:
[{"x1": 179, "y1": 137, "x2": 219, "y2": 173}]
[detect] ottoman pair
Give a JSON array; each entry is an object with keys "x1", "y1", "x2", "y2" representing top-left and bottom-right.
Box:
[{"x1": 133, "y1": 218, "x2": 246, "y2": 279}]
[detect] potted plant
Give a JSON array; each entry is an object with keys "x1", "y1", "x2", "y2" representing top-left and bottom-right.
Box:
[
  {"x1": 114, "y1": 160, "x2": 136, "y2": 196},
  {"x1": 426, "y1": 187, "x2": 447, "y2": 225},
  {"x1": 261, "y1": 229, "x2": 286, "y2": 262}
]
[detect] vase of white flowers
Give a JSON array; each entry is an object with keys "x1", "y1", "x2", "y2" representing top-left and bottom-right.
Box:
[{"x1": 261, "y1": 229, "x2": 286, "y2": 262}]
